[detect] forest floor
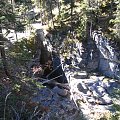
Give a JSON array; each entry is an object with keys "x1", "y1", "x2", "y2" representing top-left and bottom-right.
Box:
[
  {"x1": 1, "y1": 21, "x2": 120, "y2": 120},
  {"x1": 0, "y1": 55, "x2": 120, "y2": 119}
]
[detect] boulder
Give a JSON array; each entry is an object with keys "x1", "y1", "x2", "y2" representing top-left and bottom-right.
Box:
[{"x1": 52, "y1": 86, "x2": 68, "y2": 97}]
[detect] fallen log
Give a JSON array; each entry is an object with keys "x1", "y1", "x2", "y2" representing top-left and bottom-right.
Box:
[{"x1": 39, "y1": 76, "x2": 70, "y2": 90}]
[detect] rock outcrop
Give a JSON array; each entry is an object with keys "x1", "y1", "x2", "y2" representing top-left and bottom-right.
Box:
[
  {"x1": 29, "y1": 28, "x2": 120, "y2": 119},
  {"x1": 62, "y1": 64, "x2": 120, "y2": 119},
  {"x1": 58, "y1": 33, "x2": 120, "y2": 119},
  {"x1": 93, "y1": 31, "x2": 120, "y2": 80}
]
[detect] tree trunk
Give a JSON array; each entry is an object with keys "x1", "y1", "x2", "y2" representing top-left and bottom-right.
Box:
[
  {"x1": 39, "y1": 0, "x2": 43, "y2": 24},
  {"x1": 0, "y1": 47, "x2": 10, "y2": 77},
  {"x1": 70, "y1": 0, "x2": 74, "y2": 33},
  {"x1": 0, "y1": 23, "x2": 10, "y2": 77},
  {"x1": 35, "y1": 29, "x2": 51, "y2": 64},
  {"x1": 49, "y1": 0, "x2": 54, "y2": 28},
  {"x1": 58, "y1": 0, "x2": 61, "y2": 16}
]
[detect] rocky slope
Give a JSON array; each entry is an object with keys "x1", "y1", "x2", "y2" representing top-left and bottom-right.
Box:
[{"x1": 30, "y1": 29, "x2": 120, "y2": 120}]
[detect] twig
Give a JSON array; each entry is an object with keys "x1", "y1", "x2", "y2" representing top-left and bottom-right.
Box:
[
  {"x1": 29, "y1": 106, "x2": 40, "y2": 120},
  {"x1": 42, "y1": 74, "x2": 63, "y2": 84},
  {"x1": 10, "y1": 106, "x2": 20, "y2": 120},
  {"x1": 4, "y1": 92, "x2": 11, "y2": 120},
  {"x1": 19, "y1": 101, "x2": 26, "y2": 118},
  {"x1": 50, "y1": 74, "x2": 63, "y2": 81},
  {"x1": 46, "y1": 63, "x2": 62, "y2": 79}
]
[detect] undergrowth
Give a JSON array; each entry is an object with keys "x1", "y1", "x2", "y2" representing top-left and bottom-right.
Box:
[{"x1": 0, "y1": 76, "x2": 47, "y2": 120}]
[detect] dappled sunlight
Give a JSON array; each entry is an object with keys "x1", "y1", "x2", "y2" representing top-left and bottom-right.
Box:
[{"x1": 0, "y1": 0, "x2": 120, "y2": 119}]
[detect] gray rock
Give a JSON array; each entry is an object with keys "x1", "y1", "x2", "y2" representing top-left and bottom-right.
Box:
[
  {"x1": 98, "y1": 95, "x2": 112, "y2": 105},
  {"x1": 77, "y1": 83, "x2": 88, "y2": 94},
  {"x1": 52, "y1": 86, "x2": 68, "y2": 97},
  {"x1": 93, "y1": 31, "x2": 120, "y2": 80},
  {"x1": 96, "y1": 86, "x2": 106, "y2": 96},
  {"x1": 73, "y1": 71, "x2": 88, "y2": 79},
  {"x1": 87, "y1": 97, "x2": 96, "y2": 104}
]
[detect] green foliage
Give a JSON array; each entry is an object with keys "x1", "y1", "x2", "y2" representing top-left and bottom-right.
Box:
[
  {"x1": 87, "y1": 0, "x2": 119, "y2": 40},
  {"x1": 0, "y1": 0, "x2": 26, "y2": 33},
  {"x1": 0, "y1": 1, "x2": 16, "y2": 29},
  {"x1": 0, "y1": 69, "x2": 45, "y2": 119},
  {"x1": 8, "y1": 34, "x2": 36, "y2": 64},
  {"x1": 52, "y1": 0, "x2": 89, "y2": 45},
  {"x1": 22, "y1": 77, "x2": 45, "y2": 90},
  {"x1": 110, "y1": 112, "x2": 120, "y2": 120},
  {"x1": 111, "y1": 1, "x2": 120, "y2": 40},
  {"x1": 15, "y1": 0, "x2": 32, "y2": 4},
  {"x1": 113, "y1": 104, "x2": 120, "y2": 111},
  {"x1": 110, "y1": 87, "x2": 120, "y2": 120}
]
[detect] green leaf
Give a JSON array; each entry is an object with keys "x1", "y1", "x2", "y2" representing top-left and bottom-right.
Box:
[{"x1": 0, "y1": 16, "x2": 5, "y2": 20}]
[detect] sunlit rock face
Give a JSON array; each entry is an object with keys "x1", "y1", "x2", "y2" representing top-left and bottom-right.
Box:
[
  {"x1": 93, "y1": 31, "x2": 120, "y2": 80},
  {"x1": 60, "y1": 30, "x2": 120, "y2": 80}
]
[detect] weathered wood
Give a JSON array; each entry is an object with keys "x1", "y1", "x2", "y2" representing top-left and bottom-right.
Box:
[
  {"x1": 35, "y1": 29, "x2": 51, "y2": 65},
  {"x1": 27, "y1": 29, "x2": 52, "y2": 77},
  {"x1": 43, "y1": 80, "x2": 70, "y2": 90}
]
